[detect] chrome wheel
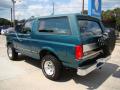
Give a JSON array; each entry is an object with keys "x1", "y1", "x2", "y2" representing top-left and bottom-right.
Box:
[
  {"x1": 7, "y1": 45, "x2": 18, "y2": 60},
  {"x1": 41, "y1": 55, "x2": 62, "y2": 80},
  {"x1": 8, "y1": 47, "x2": 12, "y2": 58},
  {"x1": 44, "y1": 60, "x2": 55, "y2": 76}
]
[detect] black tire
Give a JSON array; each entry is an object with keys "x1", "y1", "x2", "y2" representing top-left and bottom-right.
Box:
[
  {"x1": 7, "y1": 44, "x2": 18, "y2": 60},
  {"x1": 98, "y1": 29, "x2": 116, "y2": 56},
  {"x1": 41, "y1": 54, "x2": 62, "y2": 81},
  {"x1": 107, "y1": 30, "x2": 116, "y2": 52}
]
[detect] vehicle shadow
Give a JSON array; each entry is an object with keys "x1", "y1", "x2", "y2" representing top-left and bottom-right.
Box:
[
  {"x1": 59, "y1": 63, "x2": 119, "y2": 90},
  {"x1": 112, "y1": 69, "x2": 120, "y2": 78},
  {"x1": 16, "y1": 55, "x2": 42, "y2": 68},
  {"x1": 16, "y1": 55, "x2": 119, "y2": 90}
]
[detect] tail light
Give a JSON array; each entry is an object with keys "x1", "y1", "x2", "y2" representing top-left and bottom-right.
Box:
[{"x1": 75, "y1": 45, "x2": 83, "y2": 60}]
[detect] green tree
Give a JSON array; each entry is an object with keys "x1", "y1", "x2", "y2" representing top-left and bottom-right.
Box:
[
  {"x1": 0, "y1": 18, "x2": 11, "y2": 26},
  {"x1": 102, "y1": 7, "x2": 120, "y2": 31},
  {"x1": 114, "y1": 8, "x2": 120, "y2": 31},
  {"x1": 102, "y1": 10, "x2": 116, "y2": 28}
]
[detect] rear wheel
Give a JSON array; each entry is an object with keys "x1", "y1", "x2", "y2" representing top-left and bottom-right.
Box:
[
  {"x1": 7, "y1": 44, "x2": 18, "y2": 60},
  {"x1": 41, "y1": 54, "x2": 62, "y2": 81},
  {"x1": 98, "y1": 29, "x2": 116, "y2": 56}
]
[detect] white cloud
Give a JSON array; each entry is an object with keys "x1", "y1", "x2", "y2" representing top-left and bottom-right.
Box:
[
  {"x1": 103, "y1": 0, "x2": 120, "y2": 3},
  {"x1": 111, "y1": 4, "x2": 120, "y2": 10},
  {"x1": 15, "y1": 4, "x2": 52, "y2": 20},
  {"x1": 1, "y1": 0, "x2": 120, "y2": 20},
  {"x1": 55, "y1": 0, "x2": 88, "y2": 14},
  {"x1": 15, "y1": 0, "x2": 27, "y2": 6},
  {"x1": 102, "y1": 0, "x2": 120, "y2": 10},
  {"x1": 15, "y1": 11, "x2": 24, "y2": 19},
  {"x1": 0, "y1": 0, "x2": 12, "y2": 8},
  {"x1": 15, "y1": 0, "x2": 84, "y2": 20},
  {"x1": 27, "y1": 5, "x2": 51, "y2": 16}
]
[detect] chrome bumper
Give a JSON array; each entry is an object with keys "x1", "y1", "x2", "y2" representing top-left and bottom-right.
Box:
[{"x1": 77, "y1": 56, "x2": 111, "y2": 76}]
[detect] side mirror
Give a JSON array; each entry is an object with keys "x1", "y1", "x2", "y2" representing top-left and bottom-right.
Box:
[
  {"x1": 22, "y1": 27, "x2": 31, "y2": 34},
  {"x1": 15, "y1": 24, "x2": 23, "y2": 33}
]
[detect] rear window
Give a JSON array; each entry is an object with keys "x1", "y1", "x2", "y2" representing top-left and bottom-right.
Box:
[{"x1": 78, "y1": 20, "x2": 102, "y2": 38}]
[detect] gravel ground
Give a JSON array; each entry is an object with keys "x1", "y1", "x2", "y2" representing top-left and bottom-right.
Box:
[{"x1": 0, "y1": 35, "x2": 120, "y2": 90}]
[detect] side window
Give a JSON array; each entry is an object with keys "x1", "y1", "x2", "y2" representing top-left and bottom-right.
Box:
[
  {"x1": 21, "y1": 21, "x2": 32, "y2": 34},
  {"x1": 38, "y1": 17, "x2": 71, "y2": 34}
]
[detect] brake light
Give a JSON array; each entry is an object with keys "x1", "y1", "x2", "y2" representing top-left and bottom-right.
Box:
[{"x1": 75, "y1": 45, "x2": 83, "y2": 60}]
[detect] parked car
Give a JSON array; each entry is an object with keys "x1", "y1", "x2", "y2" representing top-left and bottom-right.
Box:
[
  {"x1": 0, "y1": 26, "x2": 3, "y2": 35},
  {"x1": 6, "y1": 13, "x2": 116, "y2": 80},
  {"x1": 1, "y1": 27, "x2": 14, "y2": 35},
  {"x1": 1, "y1": 29, "x2": 5, "y2": 35}
]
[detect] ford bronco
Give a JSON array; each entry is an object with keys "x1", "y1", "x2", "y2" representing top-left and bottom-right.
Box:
[{"x1": 6, "y1": 14, "x2": 116, "y2": 80}]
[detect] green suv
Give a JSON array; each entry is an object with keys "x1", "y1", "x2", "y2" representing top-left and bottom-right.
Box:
[{"x1": 6, "y1": 13, "x2": 116, "y2": 80}]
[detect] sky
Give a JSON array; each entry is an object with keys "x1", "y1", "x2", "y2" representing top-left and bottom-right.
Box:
[{"x1": 0, "y1": 0, "x2": 120, "y2": 20}]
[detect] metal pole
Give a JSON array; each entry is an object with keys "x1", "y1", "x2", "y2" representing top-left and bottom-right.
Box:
[
  {"x1": 10, "y1": 8, "x2": 13, "y2": 26},
  {"x1": 11, "y1": 8, "x2": 12, "y2": 22},
  {"x1": 82, "y1": 0, "x2": 84, "y2": 14},
  {"x1": 53, "y1": 2, "x2": 54, "y2": 15},
  {"x1": 11, "y1": 0, "x2": 16, "y2": 29},
  {"x1": 11, "y1": 0, "x2": 20, "y2": 40},
  {"x1": 52, "y1": 1, "x2": 55, "y2": 15}
]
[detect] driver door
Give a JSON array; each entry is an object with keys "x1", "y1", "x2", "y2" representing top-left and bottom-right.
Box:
[{"x1": 14, "y1": 20, "x2": 32, "y2": 56}]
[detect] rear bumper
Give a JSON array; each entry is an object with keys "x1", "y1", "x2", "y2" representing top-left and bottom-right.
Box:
[{"x1": 77, "y1": 56, "x2": 111, "y2": 76}]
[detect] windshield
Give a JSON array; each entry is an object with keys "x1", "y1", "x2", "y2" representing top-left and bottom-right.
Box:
[{"x1": 78, "y1": 20, "x2": 102, "y2": 38}]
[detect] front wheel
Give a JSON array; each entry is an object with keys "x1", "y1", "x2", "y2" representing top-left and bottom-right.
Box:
[
  {"x1": 7, "y1": 44, "x2": 18, "y2": 60},
  {"x1": 41, "y1": 55, "x2": 62, "y2": 81}
]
